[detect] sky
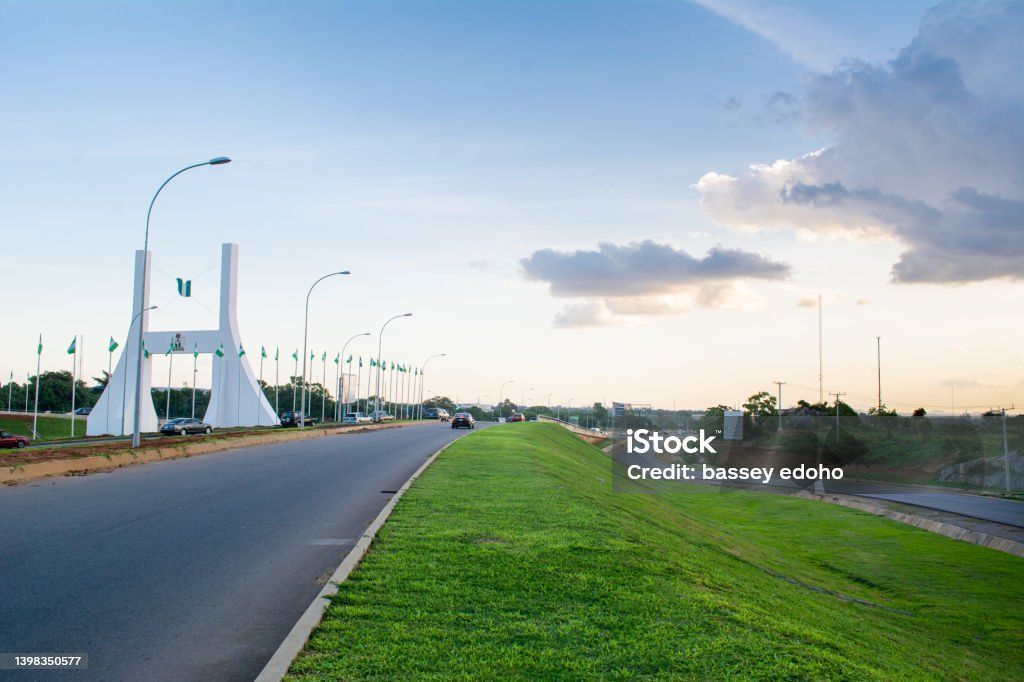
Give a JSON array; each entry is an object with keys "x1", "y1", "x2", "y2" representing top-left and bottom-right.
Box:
[{"x1": 1, "y1": 0, "x2": 1021, "y2": 415}]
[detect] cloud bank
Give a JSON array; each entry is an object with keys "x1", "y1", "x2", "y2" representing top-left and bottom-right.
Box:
[
  {"x1": 520, "y1": 240, "x2": 789, "y2": 326},
  {"x1": 695, "y1": 0, "x2": 1024, "y2": 284}
]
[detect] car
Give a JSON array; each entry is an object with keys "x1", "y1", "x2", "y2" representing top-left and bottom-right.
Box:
[
  {"x1": 422, "y1": 407, "x2": 450, "y2": 422},
  {"x1": 343, "y1": 412, "x2": 372, "y2": 424},
  {"x1": 73, "y1": 406, "x2": 92, "y2": 416},
  {"x1": 0, "y1": 431, "x2": 30, "y2": 449},
  {"x1": 280, "y1": 411, "x2": 317, "y2": 427},
  {"x1": 509, "y1": 413, "x2": 526, "y2": 423},
  {"x1": 160, "y1": 418, "x2": 213, "y2": 436},
  {"x1": 451, "y1": 412, "x2": 475, "y2": 429},
  {"x1": 369, "y1": 410, "x2": 395, "y2": 422}
]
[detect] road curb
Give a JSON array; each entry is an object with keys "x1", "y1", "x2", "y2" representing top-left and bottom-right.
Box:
[
  {"x1": 255, "y1": 440, "x2": 454, "y2": 681},
  {"x1": 797, "y1": 491, "x2": 1024, "y2": 558}
]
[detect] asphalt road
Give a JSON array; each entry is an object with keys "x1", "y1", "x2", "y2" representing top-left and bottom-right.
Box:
[{"x1": 0, "y1": 421, "x2": 484, "y2": 681}]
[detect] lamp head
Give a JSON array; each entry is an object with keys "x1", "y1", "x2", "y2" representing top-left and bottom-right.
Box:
[
  {"x1": 209, "y1": 157, "x2": 232, "y2": 165},
  {"x1": 403, "y1": 313, "x2": 413, "y2": 317},
  {"x1": 338, "y1": 270, "x2": 351, "y2": 275}
]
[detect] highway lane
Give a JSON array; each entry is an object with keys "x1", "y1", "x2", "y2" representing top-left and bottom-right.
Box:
[{"x1": 0, "y1": 421, "x2": 485, "y2": 681}]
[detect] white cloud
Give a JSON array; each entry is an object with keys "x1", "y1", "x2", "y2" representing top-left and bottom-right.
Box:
[{"x1": 694, "y1": 0, "x2": 1024, "y2": 284}]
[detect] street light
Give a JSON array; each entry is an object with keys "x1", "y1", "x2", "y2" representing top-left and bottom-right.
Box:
[
  {"x1": 417, "y1": 353, "x2": 446, "y2": 420},
  {"x1": 300, "y1": 271, "x2": 351, "y2": 429},
  {"x1": 520, "y1": 387, "x2": 534, "y2": 409},
  {"x1": 337, "y1": 332, "x2": 370, "y2": 420},
  {"x1": 374, "y1": 313, "x2": 412, "y2": 421},
  {"x1": 133, "y1": 158, "x2": 230, "y2": 448},
  {"x1": 123, "y1": 305, "x2": 157, "y2": 437},
  {"x1": 497, "y1": 379, "x2": 514, "y2": 422}
]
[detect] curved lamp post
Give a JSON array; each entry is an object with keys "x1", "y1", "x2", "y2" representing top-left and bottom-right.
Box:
[
  {"x1": 496, "y1": 379, "x2": 514, "y2": 422},
  {"x1": 122, "y1": 305, "x2": 157, "y2": 436},
  {"x1": 417, "y1": 353, "x2": 446, "y2": 420},
  {"x1": 299, "y1": 271, "x2": 351, "y2": 428},
  {"x1": 337, "y1": 332, "x2": 371, "y2": 420},
  {"x1": 132, "y1": 158, "x2": 231, "y2": 448},
  {"x1": 520, "y1": 387, "x2": 534, "y2": 410},
  {"x1": 374, "y1": 313, "x2": 412, "y2": 421}
]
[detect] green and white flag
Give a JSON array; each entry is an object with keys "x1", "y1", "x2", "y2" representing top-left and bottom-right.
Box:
[
  {"x1": 346, "y1": 354, "x2": 352, "y2": 364},
  {"x1": 275, "y1": 347, "x2": 279, "y2": 361},
  {"x1": 37, "y1": 336, "x2": 43, "y2": 355},
  {"x1": 66, "y1": 337, "x2": 76, "y2": 355},
  {"x1": 108, "y1": 336, "x2": 119, "y2": 352},
  {"x1": 369, "y1": 358, "x2": 377, "y2": 367},
  {"x1": 261, "y1": 346, "x2": 267, "y2": 359},
  {"x1": 193, "y1": 343, "x2": 199, "y2": 359},
  {"x1": 215, "y1": 344, "x2": 225, "y2": 358},
  {"x1": 176, "y1": 278, "x2": 192, "y2": 297},
  {"x1": 359, "y1": 356, "x2": 363, "y2": 368},
  {"x1": 333, "y1": 353, "x2": 340, "y2": 365},
  {"x1": 291, "y1": 349, "x2": 298, "y2": 361},
  {"x1": 321, "y1": 351, "x2": 327, "y2": 362},
  {"x1": 143, "y1": 344, "x2": 151, "y2": 359},
  {"x1": 165, "y1": 341, "x2": 173, "y2": 356},
  {"x1": 238, "y1": 344, "x2": 246, "y2": 357}
]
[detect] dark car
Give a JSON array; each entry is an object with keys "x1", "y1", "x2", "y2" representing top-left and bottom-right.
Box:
[
  {"x1": 451, "y1": 412, "x2": 475, "y2": 429},
  {"x1": 73, "y1": 406, "x2": 92, "y2": 416},
  {"x1": 0, "y1": 431, "x2": 30, "y2": 449},
  {"x1": 280, "y1": 411, "x2": 317, "y2": 427},
  {"x1": 422, "y1": 407, "x2": 450, "y2": 422},
  {"x1": 160, "y1": 418, "x2": 213, "y2": 436},
  {"x1": 509, "y1": 413, "x2": 525, "y2": 423}
]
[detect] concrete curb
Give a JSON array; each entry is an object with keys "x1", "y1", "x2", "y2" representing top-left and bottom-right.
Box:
[
  {"x1": 1, "y1": 422, "x2": 412, "y2": 485},
  {"x1": 798, "y1": 491, "x2": 1024, "y2": 558},
  {"x1": 255, "y1": 440, "x2": 453, "y2": 681}
]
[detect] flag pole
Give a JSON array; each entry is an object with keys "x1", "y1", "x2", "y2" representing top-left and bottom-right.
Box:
[
  {"x1": 106, "y1": 340, "x2": 113, "y2": 435},
  {"x1": 7, "y1": 371, "x2": 12, "y2": 414},
  {"x1": 70, "y1": 335, "x2": 77, "y2": 437},
  {"x1": 192, "y1": 344, "x2": 198, "y2": 420},
  {"x1": 292, "y1": 352, "x2": 298, "y2": 411},
  {"x1": 258, "y1": 348, "x2": 264, "y2": 426},
  {"x1": 32, "y1": 334, "x2": 42, "y2": 439},
  {"x1": 321, "y1": 353, "x2": 327, "y2": 424},
  {"x1": 166, "y1": 345, "x2": 173, "y2": 421},
  {"x1": 274, "y1": 348, "x2": 279, "y2": 419}
]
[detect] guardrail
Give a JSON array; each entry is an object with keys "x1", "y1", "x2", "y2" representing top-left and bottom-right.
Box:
[{"x1": 537, "y1": 414, "x2": 608, "y2": 442}]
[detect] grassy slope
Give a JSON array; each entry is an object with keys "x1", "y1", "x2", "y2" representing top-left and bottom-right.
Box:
[
  {"x1": 0, "y1": 415, "x2": 83, "y2": 441},
  {"x1": 289, "y1": 424, "x2": 1024, "y2": 680}
]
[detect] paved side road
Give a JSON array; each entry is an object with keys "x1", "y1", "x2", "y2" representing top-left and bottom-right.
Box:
[{"x1": 0, "y1": 421, "x2": 485, "y2": 681}]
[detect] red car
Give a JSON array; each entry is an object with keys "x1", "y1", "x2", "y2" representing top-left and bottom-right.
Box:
[
  {"x1": 0, "y1": 431, "x2": 30, "y2": 449},
  {"x1": 509, "y1": 413, "x2": 525, "y2": 423}
]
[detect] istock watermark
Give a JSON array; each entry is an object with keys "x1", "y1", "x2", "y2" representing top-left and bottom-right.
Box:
[{"x1": 626, "y1": 428, "x2": 717, "y2": 455}]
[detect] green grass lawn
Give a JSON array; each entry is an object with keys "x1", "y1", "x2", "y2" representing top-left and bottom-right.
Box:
[
  {"x1": 0, "y1": 414, "x2": 85, "y2": 441},
  {"x1": 288, "y1": 423, "x2": 1024, "y2": 680}
]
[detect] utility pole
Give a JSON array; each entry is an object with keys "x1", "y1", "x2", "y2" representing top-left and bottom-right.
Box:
[
  {"x1": 994, "y1": 406, "x2": 1016, "y2": 494},
  {"x1": 818, "y1": 294, "x2": 824, "y2": 404},
  {"x1": 828, "y1": 391, "x2": 845, "y2": 443},
  {"x1": 772, "y1": 380, "x2": 785, "y2": 431},
  {"x1": 876, "y1": 336, "x2": 882, "y2": 413}
]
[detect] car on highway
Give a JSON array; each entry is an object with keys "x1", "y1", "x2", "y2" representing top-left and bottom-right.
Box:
[
  {"x1": 280, "y1": 411, "x2": 316, "y2": 427},
  {"x1": 160, "y1": 418, "x2": 213, "y2": 436},
  {"x1": 509, "y1": 413, "x2": 526, "y2": 423},
  {"x1": 0, "y1": 431, "x2": 30, "y2": 448},
  {"x1": 343, "y1": 412, "x2": 372, "y2": 424},
  {"x1": 369, "y1": 410, "x2": 395, "y2": 422},
  {"x1": 451, "y1": 412, "x2": 475, "y2": 429},
  {"x1": 422, "y1": 407, "x2": 450, "y2": 422},
  {"x1": 73, "y1": 406, "x2": 92, "y2": 416}
]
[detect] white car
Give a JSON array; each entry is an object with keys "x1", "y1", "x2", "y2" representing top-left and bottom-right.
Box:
[
  {"x1": 343, "y1": 412, "x2": 372, "y2": 424},
  {"x1": 368, "y1": 410, "x2": 395, "y2": 422}
]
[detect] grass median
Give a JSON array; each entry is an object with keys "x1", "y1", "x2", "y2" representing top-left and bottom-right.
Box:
[{"x1": 288, "y1": 423, "x2": 1023, "y2": 680}]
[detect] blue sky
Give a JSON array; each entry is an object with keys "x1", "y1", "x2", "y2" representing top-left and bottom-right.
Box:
[{"x1": 2, "y1": 0, "x2": 1019, "y2": 413}]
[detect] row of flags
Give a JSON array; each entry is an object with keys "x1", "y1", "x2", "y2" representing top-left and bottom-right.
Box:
[{"x1": 34, "y1": 337, "x2": 422, "y2": 375}]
